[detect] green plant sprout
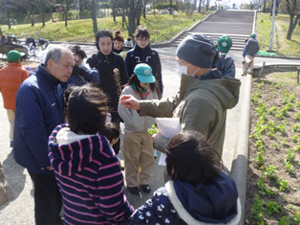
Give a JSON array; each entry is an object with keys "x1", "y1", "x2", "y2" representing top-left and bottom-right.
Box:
[
  {"x1": 285, "y1": 103, "x2": 294, "y2": 111},
  {"x1": 267, "y1": 106, "x2": 277, "y2": 114},
  {"x1": 289, "y1": 93, "x2": 295, "y2": 102},
  {"x1": 294, "y1": 112, "x2": 300, "y2": 120},
  {"x1": 264, "y1": 165, "x2": 278, "y2": 180},
  {"x1": 278, "y1": 179, "x2": 288, "y2": 192},
  {"x1": 272, "y1": 143, "x2": 279, "y2": 151},
  {"x1": 296, "y1": 101, "x2": 300, "y2": 108},
  {"x1": 292, "y1": 124, "x2": 299, "y2": 132},
  {"x1": 281, "y1": 138, "x2": 289, "y2": 146},
  {"x1": 286, "y1": 148, "x2": 296, "y2": 162},
  {"x1": 292, "y1": 135, "x2": 299, "y2": 143},
  {"x1": 254, "y1": 151, "x2": 265, "y2": 166},
  {"x1": 285, "y1": 161, "x2": 294, "y2": 173},
  {"x1": 277, "y1": 124, "x2": 286, "y2": 134},
  {"x1": 265, "y1": 201, "x2": 283, "y2": 216},
  {"x1": 147, "y1": 124, "x2": 158, "y2": 135}
]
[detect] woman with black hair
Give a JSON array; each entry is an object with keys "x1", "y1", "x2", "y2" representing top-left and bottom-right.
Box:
[
  {"x1": 128, "y1": 130, "x2": 241, "y2": 225},
  {"x1": 87, "y1": 30, "x2": 129, "y2": 154},
  {"x1": 48, "y1": 85, "x2": 134, "y2": 225}
]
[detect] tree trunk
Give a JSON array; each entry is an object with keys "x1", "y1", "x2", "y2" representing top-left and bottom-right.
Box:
[
  {"x1": 31, "y1": 4, "x2": 35, "y2": 26},
  {"x1": 263, "y1": 0, "x2": 266, "y2": 13},
  {"x1": 49, "y1": 5, "x2": 54, "y2": 22},
  {"x1": 41, "y1": 3, "x2": 45, "y2": 27},
  {"x1": 92, "y1": 0, "x2": 98, "y2": 34},
  {"x1": 7, "y1": 13, "x2": 11, "y2": 30},
  {"x1": 287, "y1": 14, "x2": 300, "y2": 40},
  {"x1": 198, "y1": 0, "x2": 202, "y2": 12},
  {"x1": 153, "y1": 0, "x2": 155, "y2": 15}
]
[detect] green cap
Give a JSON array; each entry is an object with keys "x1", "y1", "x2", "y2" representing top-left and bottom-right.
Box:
[
  {"x1": 134, "y1": 63, "x2": 155, "y2": 83},
  {"x1": 7, "y1": 50, "x2": 25, "y2": 62},
  {"x1": 250, "y1": 33, "x2": 257, "y2": 38},
  {"x1": 217, "y1": 35, "x2": 232, "y2": 53}
]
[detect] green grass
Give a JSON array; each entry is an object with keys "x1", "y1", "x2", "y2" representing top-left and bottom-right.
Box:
[
  {"x1": 256, "y1": 12, "x2": 300, "y2": 57},
  {"x1": 266, "y1": 72, "x2": 299, "y2": 85},
  {"x1": 0, "y1": 12, "x2": 209, "y2": 43}
]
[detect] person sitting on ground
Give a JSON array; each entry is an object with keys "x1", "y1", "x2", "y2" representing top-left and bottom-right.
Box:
[
  {"x1": 212, "y1": 35, "x2": 236, "y2": 78},
  {"x1": 0, "y1": 34, "x2": 7, "y2": 44},
  {"x1": 128, "y1": 130, "x2": 241, "y2": 225},
  {"x1": 125, "y1": 26, "x2": 163, "y2": 95},
  {"x1": 0, "y1": 50, "x2": 29, "y2": 147},
  {"x1": 48, "y1": 85, "x2": 134, "y2": 225},
  {"x1": 120, "y1": 34, "x2": 241, "y2": 157},
  {"x1": 118, "y1": 63, "x2": 159, "y2": 195},
  {"x1": 242, "y1": 33, "x2": 260, "y2": 76},
  {"x1": 61, "y1": 45, "x2": 100, "y2": 89}
]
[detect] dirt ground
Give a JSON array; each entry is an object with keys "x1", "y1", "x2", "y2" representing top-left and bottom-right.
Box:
[{"x1": 244, "y1": 74, "x2": 300, "y2": 224}]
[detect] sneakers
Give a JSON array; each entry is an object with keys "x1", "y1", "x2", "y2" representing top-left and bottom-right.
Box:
[
  {"x1": 140, "y1": 185, "x2": 151, "y2": 193},
  {"x1": 154, "y1": 150, "x2": 158, "y2": 158},
  {"x1": 127, "y1": 186, "x2": 140, "y2": 195}
]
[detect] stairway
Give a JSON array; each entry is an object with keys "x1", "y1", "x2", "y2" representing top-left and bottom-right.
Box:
[{"x1": 171, "y1": 10, "x2": 256, "y2": 51}]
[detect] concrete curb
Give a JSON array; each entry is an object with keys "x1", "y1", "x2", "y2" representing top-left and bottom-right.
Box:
[{"x1": 231, "y1": 75, "x2": 252, "y2": 225}]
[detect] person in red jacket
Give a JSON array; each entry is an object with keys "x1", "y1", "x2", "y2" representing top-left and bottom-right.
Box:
[{"x1": 0, "y1": 50, "x2": 29, "y2": 147}]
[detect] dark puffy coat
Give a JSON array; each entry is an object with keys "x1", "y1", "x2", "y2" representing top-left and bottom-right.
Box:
[
  {"x1": 125, "y1": 44, "x2": 163, "y2": 94},
  {"x1": 13, "y1": 65, "x2": 64, "y2": 174},
  {"x1": 87, "y1": 51, "x2": 128, "y2": 111},
  {"x1": 129, "y1": 172, "x2": 241, "y2": 225}
]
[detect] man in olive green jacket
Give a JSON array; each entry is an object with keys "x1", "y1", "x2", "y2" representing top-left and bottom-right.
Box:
[{"x1": 120, "y1": 34, "x2": 241, "y2": 156}]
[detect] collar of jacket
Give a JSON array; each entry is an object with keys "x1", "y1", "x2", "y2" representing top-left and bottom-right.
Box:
[
  {"x1": 165, "y1": 180, "x2": 242, "y2": 225},
  {"x1": 7, "y1": 62, "x2": 22, "y2": 67},
  {"x1": 96, "y1": 51, "x2": 114, "y2": 63},
  {"x1": 133, "y1": 43, "x2": 151, "y2": 53},
  {"x1": 35, "y1": 64, "x2": 61, "y2": 87}
]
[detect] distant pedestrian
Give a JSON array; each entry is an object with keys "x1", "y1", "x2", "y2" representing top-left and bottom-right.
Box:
[
  {"x1": 13, "y1": 46, "x2": 74, "y2": 225},
  {"x1": 48, "y1": 85, "x2": 134, "y2": 225},
  {"x1": 213, "y1": 35, "x2": 236, "y2": 78},
  {"x1": 125, "y1": 26, "x2": 163, "y2": 96},
  {"x1": 0, "y1": 50, "x2": 29, "y2": 147},
  {"x1": 128, "y1": 130, "x2": 241, "y2": 225},
  {"x1": 124, "y1": 36, "x2": 134, "y2": 49},
  {"x1": 120, "y1": 34, "x2": 241, "y2": 156},
  {"x1": 87, "y1": 29, "x2": 129, "y2": 155},
  {"x1": 242, "y1": 33, "x2": 260, "y2": 76},
  {"x1": 118, "y1": 63, "x2": 159, "y2": 195}
]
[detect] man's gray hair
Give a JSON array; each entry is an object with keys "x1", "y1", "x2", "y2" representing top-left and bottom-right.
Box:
[{"x1": 44, "y1": 45, "x2": 72, "y2": 68}]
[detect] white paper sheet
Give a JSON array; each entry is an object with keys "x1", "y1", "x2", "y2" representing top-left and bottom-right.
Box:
[{"x1": 155, "y1": 118, "x2": 181, "y2": 139}]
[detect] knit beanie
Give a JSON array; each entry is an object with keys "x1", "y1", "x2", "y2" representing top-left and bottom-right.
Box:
[{"x1": 176, "y1": 34, "x2": 216, "y2": 68}]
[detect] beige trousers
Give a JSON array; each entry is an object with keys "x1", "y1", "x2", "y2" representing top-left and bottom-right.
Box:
[
  {"x1": 242, "y1": 55, "x2": 254, "y2": 74},
  {"x1": 123, "y1": 130, "x2": 154, "y2": 187},
  {"x1": 6, "y1": 109, "x2": 15, "y2": 142}
]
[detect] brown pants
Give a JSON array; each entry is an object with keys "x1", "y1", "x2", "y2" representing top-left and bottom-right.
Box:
[{"x1": 123, "y1": 130, "x2": 154, "y2": 187}]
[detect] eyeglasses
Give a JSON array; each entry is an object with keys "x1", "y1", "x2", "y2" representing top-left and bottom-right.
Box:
[{"x1": 137, "y1": 38, "x2": 149, "y2": 42}]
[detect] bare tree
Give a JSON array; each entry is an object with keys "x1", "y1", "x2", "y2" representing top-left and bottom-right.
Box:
[{"x1": 286, "y1": 0, "x2": 300, "y2": 40}]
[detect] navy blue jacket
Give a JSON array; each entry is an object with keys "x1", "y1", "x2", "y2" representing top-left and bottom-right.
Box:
[
  {"x1": 125, "y1": 44, "x2": 163, "y2": 94},
  {"x1": 129, "y1": 172, "x2": 240, "y2": 225},
  {"x1": 13, "y1": 65, "x2": 64, "y2": 174},
  {"x1": 213, "y1": 52, "x2": 236, "y2": 78},
  {"x1": 243, "y1": 38, "x2": 260, "y2": 57}
]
